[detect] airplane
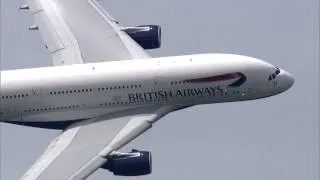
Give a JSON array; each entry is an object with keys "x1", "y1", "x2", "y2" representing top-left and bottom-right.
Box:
[{"x1": 0, "y1": 0, "x2": 294, "y2": 180}]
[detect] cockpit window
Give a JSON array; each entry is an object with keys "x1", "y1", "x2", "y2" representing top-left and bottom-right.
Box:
[
  {"x1": 275, "y1": 67, "x2": 280, "y2": 75},
  {"x1": 268, "y1": 67, "x2": 281, "y2": 81}
]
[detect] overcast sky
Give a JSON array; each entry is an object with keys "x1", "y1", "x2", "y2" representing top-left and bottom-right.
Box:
[{"x1": 1, "y1": 0, "x2": 319, "y2": 180}]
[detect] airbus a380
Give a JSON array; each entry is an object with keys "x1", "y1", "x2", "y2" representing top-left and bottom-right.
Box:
[{"x1": 0, "y1": 0, "x2": 294, "y2": 180}]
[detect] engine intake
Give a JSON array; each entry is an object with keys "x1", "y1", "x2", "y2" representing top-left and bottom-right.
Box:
[
  {"x1": 123, "y1": 25, "x2": 161, "y2": 49},
  {"x1": 102, "y1": 150, "x2": 152, "y2": 176}
]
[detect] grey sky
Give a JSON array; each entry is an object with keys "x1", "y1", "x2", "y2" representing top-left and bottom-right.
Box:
[{"x1": 1, "y1": 0, "x2": 319, "y2": 180}]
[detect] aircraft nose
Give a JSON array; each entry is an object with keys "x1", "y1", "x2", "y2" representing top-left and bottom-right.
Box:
[{"x1": 278, "y1": 69, "x2": 294, "y2": 92}]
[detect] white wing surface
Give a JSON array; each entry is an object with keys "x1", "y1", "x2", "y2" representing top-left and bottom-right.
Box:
[
  {"x1": 26, "y1": 0, "x2": 150, "y2": 66},
  {"x1": 20, "y1": 106, "x2": 178, "y2": 180}
]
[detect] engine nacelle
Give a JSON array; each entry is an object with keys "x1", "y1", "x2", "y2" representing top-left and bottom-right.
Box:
[
  {"x1": 123, "y1": 25, "x2": 161, "y2": 49},
  {"x1": 102, "y1": 150, "x2": 152, "y2": 176}
]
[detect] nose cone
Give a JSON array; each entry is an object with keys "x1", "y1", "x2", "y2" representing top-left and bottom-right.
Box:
[{"x1": 278, "y1": 69, "x2": 294, "y2": 92}]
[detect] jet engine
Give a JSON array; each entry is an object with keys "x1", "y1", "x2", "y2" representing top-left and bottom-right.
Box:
[
  {"x1": 123, "y1": 25, "x2": 161, "y2": 49},
  {"x1": 102, "y1": 149, "x2": 152, "y2": 176}
]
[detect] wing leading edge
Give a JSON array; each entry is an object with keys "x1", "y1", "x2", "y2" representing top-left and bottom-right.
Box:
[
  {"x1": 20, "y1": 106, "x2": 179, "y2": 180},
  {"x1": 26, "y1": 0, "x2": 150, "y2": 66}
]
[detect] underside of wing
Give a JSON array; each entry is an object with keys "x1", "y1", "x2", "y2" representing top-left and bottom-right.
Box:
[
  {"x1": 20, "y1": 106, "x2": 180, "y2": 180},
  {"x1": 25, "y1": 0, "x2": 151, "y2": 66}
]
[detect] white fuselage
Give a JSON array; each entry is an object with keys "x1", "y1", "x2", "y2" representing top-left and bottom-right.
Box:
[{"x1": 0, "y1": 54, "x2": 293, "y2": 126}]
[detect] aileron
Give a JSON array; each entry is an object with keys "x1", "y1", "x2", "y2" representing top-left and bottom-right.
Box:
[
  {"x1": 27, "y1": 0, "x2": 84, "y2": 65},
  {"x1": 25, "y1": 0, "x2": 150, "y2": 66}
]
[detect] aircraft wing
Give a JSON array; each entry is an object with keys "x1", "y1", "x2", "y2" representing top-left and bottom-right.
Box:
[
  {"x1": 20, "y1": 106, "x2": 178, "y2": 180},
  {"x1": 25, "y1": 0, "x2": 150, "y2": 66}
]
